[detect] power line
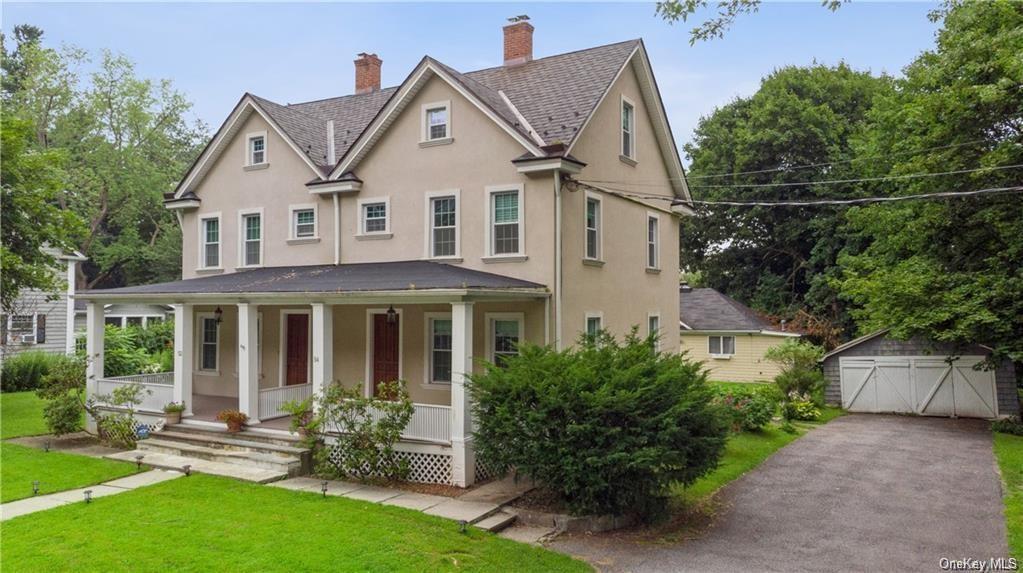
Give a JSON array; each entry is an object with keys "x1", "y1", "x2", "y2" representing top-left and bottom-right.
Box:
[{"x1": 579, "y1": 162, "x2": 1023, "y2": 191}]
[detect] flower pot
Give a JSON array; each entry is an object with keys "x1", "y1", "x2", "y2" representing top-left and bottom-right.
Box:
[
  {"x1": 225, "y1": 420, "x2": 244, "y2": 433},
  {"x1": 165, "y1": 411, "x2": 182, "y2": 425}
]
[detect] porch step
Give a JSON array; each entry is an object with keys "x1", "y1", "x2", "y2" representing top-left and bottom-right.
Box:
[
  {"x1": 155, "y1": 431, "x2": 308, "y2": 457},
  {"x1": 137, "y1": 438, "x2": 307, "y2": 477},
  {"x1": 474, "y1": 510, "x2": 518, "y2": 533},
  {"x1": 167, "y1": 422, "x2": 304, "y2": 448},
  {"x1": 105, "y1": 450, "x2": 287, "y2": 484}
]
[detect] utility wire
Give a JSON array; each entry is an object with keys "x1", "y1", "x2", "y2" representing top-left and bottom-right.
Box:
[{"x1": 579, "y1": 163, "x2": 1023, "y2": 190}]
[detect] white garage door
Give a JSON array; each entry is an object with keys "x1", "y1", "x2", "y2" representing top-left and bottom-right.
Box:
[{"x1": 839, "y1": 356, "x2": 998, "y2": 418}]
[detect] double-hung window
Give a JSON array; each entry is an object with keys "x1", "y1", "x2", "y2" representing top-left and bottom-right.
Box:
[
  {"x1": 585, "y1": 195, "x2": 601, "y2": 260},
  {"x1": 489, "y1": 316, "x2": 523, "y2": 368},
  {"x1": 585, "y1": 314, "x2": 603, "y2": 337},
  {"x1": 709, "y1": 335, "x2": 735, "y2": 357},
  {"x1": 200, "y1": 316, "x2": 219, "y2": 371},
  {"x1": 241, "y1": 211, "x2": 262, "y2": 267},
  {"x1": 646, "y1": 214, "x2": 660, "y2": 270},
  {"x1": 621, "y1": 97, "x2": 635, "y2": 160},
  {"x1": 428, "y1": 316, "x2": 452, "y2": 383},
  {"x1": 422, "y1": 101, "x2": 450, "y2": 142},
  {"x1": 361, "y1": 200, "x2": 389, "y2": 235},
  {"x1": 201, "y1": 216, "x2": 220, "y2": 269},
  {"x1": 293, "y1": 208, "x2": 316, "y2": 238},
  {"x1": 488, "y1": 187, "x2": 522, "y2": 256},
  {"x1": 248, "y1": 133, "x2": 266, "y2": 165},
  {"x1": 430, "y1": 195, "x2": 458, "y2": 257}
]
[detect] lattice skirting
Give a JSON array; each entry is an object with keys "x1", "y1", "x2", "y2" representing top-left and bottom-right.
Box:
[
  {"x1": 326, "y1": 443, "x2": 453, "y2": 484},
  {"x1": 474, "y1": 456, "x2": 505, "y2": 483}
]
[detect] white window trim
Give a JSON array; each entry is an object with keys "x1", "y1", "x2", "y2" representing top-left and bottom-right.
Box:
[
  {"x1": 278, "y1": 309, "x2": 313, "y2": 387},
  {"x1": 423, "y1": 189, "x2": 461, "y2": 260},
  {"x1": 237, "y1": 207, "x2": 264, "y2": 269},
  {"x1": 420, "y1": 100, "x2": 452, "y2": 143},
  {"x1": 423, "y1": 311, "x2": 453, "y2": 386},
  {"x1": 484, "y1": 184, "x2": 526, "y2": 259},
  {"x1": 357, "y1": 197, "x2": 391, "y2": 236},
  {"x1": 709, "y1": 335, "x2": 736, "y2": 359},
  {"x1": 245, "y1": 130, "x2": 268, "y2": 166},
  {"x1": 620, "y1": 95, "x2": 637, "y2": 162},
  {"x1": 288, "y1": 203, "x2": 319, "y2": 240},
  {"x1": 485, "y1": 312, "x2": 525, "y2": 364},
  {"x1": 195, "y1": 312, "x2": 221, "y2": 374},
  {"x1": 7, "y1": 314, "x2": 38, "y2": 344},
  {"x1": 584, "y1": 191, "x2": 603, "y2": 262},
  {"x1": 364, "y1": 308, "x2": 404, "y2": 398},
  {"x1": 647, "y1": 312, "x2": 661, "y2": 351},
  {"x1": 646, "y1": 211, "x2": 661, "y2": 271},
  {"x1": 584, "y1": 311, "x2": 604, "y2": 337},
  {"x1": 198, "y1": 212, "x2": 222, "y2": 271}
]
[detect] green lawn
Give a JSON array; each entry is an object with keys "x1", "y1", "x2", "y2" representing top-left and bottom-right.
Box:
[
  {"x1": 1, "y1": 443, "x2": 139, "y2": 503},
  {"x1": 0, "y1": 474, "x2": 590, "y2": 572},
  {"x1": 994, "y1": 432, "x2": 1022, "y2": 560},
  {"x1": 1, "y1": 391, "x2": 51, "y2": 439}
]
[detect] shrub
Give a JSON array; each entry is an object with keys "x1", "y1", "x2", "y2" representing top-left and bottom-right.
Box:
[
  {"x1": 470, "y1": 330, "x2": 728, "y2": 519},
  {"x1": 102, "y1": 325, "x2": 152, "y2": 377},
  {"x1": 37, "y1": 355, "x2": 87, "y2": 436},
  {"x1": 1, "y1": 351, "x2": 59, "y2": 392},
  {"x1": 134, "y1": 320, "x2": 174, "y2": 354},
  {"x1": 992, "y1": 416, "x2": 1023, "y2": 436},
  {"x1": 783, "y1": 392, "x2": 821, "y2": 421},
  {"x1": 713, "y1": 386, "x2": 776, "y2": 432},
  {"x1": 766, "y1": 339, "x2": 828, "y2": 411}
]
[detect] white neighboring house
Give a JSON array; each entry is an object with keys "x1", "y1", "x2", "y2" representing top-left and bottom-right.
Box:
[
  {"x1": 1, "y1": 249, "x2": 87, "y2": 358},
  {"x1": 73, "y1": 302, "x2": 173, "y2": 332}
]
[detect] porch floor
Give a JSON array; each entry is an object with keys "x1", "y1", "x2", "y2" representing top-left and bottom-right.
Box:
[{"x1": 186, "y1": 394, "x2": 292, "y2": 431}]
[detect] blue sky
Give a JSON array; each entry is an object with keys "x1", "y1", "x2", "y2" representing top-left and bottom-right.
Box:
[{"x1": 3, "y1": 2, "x2": 940, "y2": 157}]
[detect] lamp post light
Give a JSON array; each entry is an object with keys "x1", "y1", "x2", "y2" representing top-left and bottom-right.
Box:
[
  {"x1": 43, "y1": 440, "x2": 51, "y2": 453},
  {"x1": 84, "y1": 490, "x2": 93, "y2": 504},
  {"x1": 135, "y1": 454, "x2": 144, "y2": 471},
  {"x1": 321, "y1": 481, "x2": 329, "y2": 497},
  {"x1": 32, "y1": 480, "x2": 40, "y2": 496},
  {"x1": 458, "y1": 520, "x2": 468, "y2": 534}
]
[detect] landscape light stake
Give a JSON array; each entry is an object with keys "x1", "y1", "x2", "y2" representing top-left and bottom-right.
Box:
[
  {"x1": 32, "y1": 481, "x2": 40, "y2": 496},
  {"x1": 84, "y1": 490, "x2": 92, "y2": 504},
  {"x1": 183, "y1": 465, "x2": 191, "y2": 477},
  {"x1": 459, "y1": 520, "x2": 468, "y2": 534},
  {"x1": 322, "y1": 481, "x2": 329, "y2": 497},
  {"x1": 44, "y1": 440, "x2": 51, "y2": 453},
  {"x1": 135, "y1": 454, "x2": 144, "y2": 471}
]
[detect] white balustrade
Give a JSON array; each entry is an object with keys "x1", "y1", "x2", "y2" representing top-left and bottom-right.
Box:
[
  {"x1": 258, "y1": 384, "x2": 313, "y2": 420},
  {"x1": 402, "y1": 403, "x2": 451, "y2": 443},
  {"x1": 95, "y1": 372, "x2": 175, "y2": 413}
]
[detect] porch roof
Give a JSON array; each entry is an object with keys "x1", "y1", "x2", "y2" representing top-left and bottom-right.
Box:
[{"x1": 78, "y1": 261, "x2": 547, "y2": 302}]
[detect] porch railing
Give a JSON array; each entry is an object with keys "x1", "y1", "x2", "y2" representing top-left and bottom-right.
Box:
[
  {"x1": 95, "y1": 372, "x2": 175, "y2": 413},
  {"x1": 258, "y1": 383, "x2": 313, "y2": 420},
  {"x1": 402, "y1": 403, "x2": 451, "y2": 443}
]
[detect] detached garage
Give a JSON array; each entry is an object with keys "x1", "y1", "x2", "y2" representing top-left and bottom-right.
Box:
[{"x1": 822, "y1": 330, "x2": 1019, "y2": 419}]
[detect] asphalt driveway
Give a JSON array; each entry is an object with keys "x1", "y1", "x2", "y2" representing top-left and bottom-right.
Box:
[{"x1": 552, "y1": 415, "x2": 1009, "y2": 572}]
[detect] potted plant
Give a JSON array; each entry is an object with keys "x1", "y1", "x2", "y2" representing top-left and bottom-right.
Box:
[
  {"x1": 216, "y1": 409, "x2": 248, "y2": 433},
  {"x1": 163, "y1": 401, "x2": 186, "y2": 425}
]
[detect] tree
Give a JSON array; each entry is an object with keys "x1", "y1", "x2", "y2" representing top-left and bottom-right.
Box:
[
  {"x1": 836, "y1": 0, "x2": 1023, "y2": 364},
  {"x1": 681, "y1": 64, "x2": 892, "y2": 342},
  {"x1": 656, "y1": 0, "x2": 844, "y2": 44}
]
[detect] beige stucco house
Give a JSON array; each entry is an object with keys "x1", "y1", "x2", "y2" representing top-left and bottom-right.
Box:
[
  {"x1": 80, "y1": 20, "x2": 692, "y2": 486},
  {"x1": 679, "y1": 286, "x2": 800, "y2": 383}
]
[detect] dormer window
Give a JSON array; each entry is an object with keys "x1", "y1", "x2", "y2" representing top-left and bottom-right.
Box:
[
  {"x1": 246, "y1": 132, "x2": 267, "y2": 167},
  {"x1": 421, "y1": 101, "x2": 451, "y2": 145}
]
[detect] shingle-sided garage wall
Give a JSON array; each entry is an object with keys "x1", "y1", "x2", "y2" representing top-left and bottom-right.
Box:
[{"x1": 822, "y1": 335, "x2": 1019, "y2": 416}]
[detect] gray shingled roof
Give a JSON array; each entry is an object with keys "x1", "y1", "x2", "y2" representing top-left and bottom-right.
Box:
[
  {"x1": 679, "y1": 287, "x2": 774, "y2": 331},
  {"x1": 250, "y1": 40, "x2": 639, "y2": 172},
  {"x1": 79, "y1": 261, "x2": 545, "y2": 296}
]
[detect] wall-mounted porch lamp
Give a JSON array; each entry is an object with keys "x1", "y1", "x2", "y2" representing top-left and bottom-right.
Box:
[
  {"x1": 386, "y1": 305, "x2": 397, "y2": 325},
  {"x1": 214, "y1": 307, "x2": 224, "y2": 325}
]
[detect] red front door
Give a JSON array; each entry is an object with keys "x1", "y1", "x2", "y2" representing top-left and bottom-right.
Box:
[
  {"x1": 372, "y1": 313, "x2": 400, "y2": 396},
  {"x1": 285, "y1": 314, "x2": 309, "y2": 386}
]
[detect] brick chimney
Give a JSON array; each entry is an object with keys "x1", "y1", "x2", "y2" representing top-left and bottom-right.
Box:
[
  {"x1": 354, "y1": 53, "x2": 382, "y2": 95},
  {"x1": 503, "y1": 16, "x2": 533, "y2": 66}
]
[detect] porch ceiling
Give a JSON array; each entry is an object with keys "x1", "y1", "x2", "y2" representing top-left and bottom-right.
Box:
[{"x1": 78, "y1": 261, "x2": 548, "y2": 303}]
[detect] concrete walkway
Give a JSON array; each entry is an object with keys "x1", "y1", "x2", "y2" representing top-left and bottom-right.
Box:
[{"x1": 0, "y1": 470, "x2": 182, "y2": 521}]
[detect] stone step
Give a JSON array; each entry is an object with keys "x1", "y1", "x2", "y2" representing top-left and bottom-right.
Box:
[
  {"x1": 474, "y1": 510, "x2": 518, "y2": 533},
  {"x1": 497, "y1": 524, "x2": 558, "y2": 545},
  {"x1": 167, "y1": 422, "x2": 303, "y2": 448},
  {"x1": 155, "y1": 431, "x2": 308, "y2": 457},
  {"x1": 138, "y1": 439, "x2": 305, "y2": 476},
  {"x1": 106, "y1": 450, "x2": 287, "y2": 484}
]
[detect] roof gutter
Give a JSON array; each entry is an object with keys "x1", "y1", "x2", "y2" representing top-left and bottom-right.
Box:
[{"x1": 76, "y1": 287, "x2": 551, "y2": 305}]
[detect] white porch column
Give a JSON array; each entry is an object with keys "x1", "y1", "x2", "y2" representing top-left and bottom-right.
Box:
[
  {"x1": 172, "y1": 304, "x2": 194, "y2": 416},
  {"x1": 238, "y1": 303, "x2": 260, "y2": 423},
  {"x1": 311, "y1": 303, "x2": 333, "y2": 401},
  {"x1": 85, "y1": 302, "x2": 105, "y2": 432},
  {"x1": 450, "y1": 301, "x2": 476, "y2": 487}
]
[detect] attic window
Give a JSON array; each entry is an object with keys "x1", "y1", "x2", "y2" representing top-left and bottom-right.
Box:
[
  {"x1": 421, "y1": 101, "x2": 451, "y2": 144},
  {"x1": 247, "y1": 132, "x2": 267, "y2": 166},
  {"x1": 621, "y1": 96, "x2": 636, "y2": 162}
]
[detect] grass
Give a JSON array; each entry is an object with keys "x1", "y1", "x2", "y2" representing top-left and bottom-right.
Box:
[
  {"x1": 1, "y1": 391, "x2": 51, "y2": 439},
  {"x1": 994, "y1": 432, "x2": 1022, "y2": 560},
  {"x1": 0, "y1": 474, "x2": 590, "y2": 572},
  {"x1": 0, "y1": 443, "x2": 139, "y2": 503}
]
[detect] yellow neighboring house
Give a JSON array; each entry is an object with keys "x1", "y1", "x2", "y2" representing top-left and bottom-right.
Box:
[{"x1": 679, "y1": 286, "x2": 800, "y2": 383}]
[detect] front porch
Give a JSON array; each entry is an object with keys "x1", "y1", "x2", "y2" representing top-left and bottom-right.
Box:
[{"x1": 80, "y1": 262, "x2": 549, "y2": 486}]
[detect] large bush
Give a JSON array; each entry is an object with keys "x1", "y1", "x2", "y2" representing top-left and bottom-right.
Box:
[
  {"x1": 765, "y1": 339, "x2": 827, "y2": 406},
  {"x1": 134, "y1": 321, "x2": 174, "y2": 355},
  {"x1": 37, "y1": 354, "x2": 87, "y2": 436},
  {"x1": 712, "y1": 385, "x2": 776, "y2": 432},
  {"x1": 470, "y1": 330, "x2": 728, "y2": 518},
  {"x1": 1, "y1": 350, "x2": 60, "y2": 392}
]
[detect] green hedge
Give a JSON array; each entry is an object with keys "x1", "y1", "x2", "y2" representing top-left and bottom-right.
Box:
[{"x1": 1, "y1": 351, "x2": 60, "y2": 393}]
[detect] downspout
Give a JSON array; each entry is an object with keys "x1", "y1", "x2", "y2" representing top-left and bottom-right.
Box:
[
  {"x1": 554, "y1": 170, "x2": 563, "y2": 350},
  {"x1": 333, "y1": 193, "x2": 340, "y2": 265}
]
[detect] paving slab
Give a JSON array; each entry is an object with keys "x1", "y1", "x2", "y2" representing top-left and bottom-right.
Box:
[
  {"x1": 106, "y1": 450, "x2": 286, "y2": 484},
  {"x1": 104, "y1": 470, "x2": 182, "y2": 490},
  {"x1": 424, "y1": 499, "x2": 499, "y2": 523},
  {"x1": 381, "y1": 492, "x2": 449, "y2": 511},
  {"x1": 267, "y1": 477, "x2": 326, "y2": 492},
  {"x1": 48, "y1": 484, "x2": 125, "y2": 503},
  {"x1": 459, "y1": 473, "x2": 534, "y2": 505},
  {"x1": 1, "y1": 496, "x2": 69, "y2": 521},
  {"x1": 499, "y1": 525, "x2": 557, "y2": 545},
  {"x1": 341, "y1": 485, "x2": 403, "y2": 503}
]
